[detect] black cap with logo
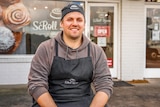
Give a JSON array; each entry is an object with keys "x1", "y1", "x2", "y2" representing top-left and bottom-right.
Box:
[{"x1": 61, "y1": 3, "x2": 85, "y2": 20}]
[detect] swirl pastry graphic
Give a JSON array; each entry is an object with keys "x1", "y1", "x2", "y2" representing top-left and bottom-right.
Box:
[
  {"x1": 0, "y1": 0, "x2": 20, "y2": 6},
  {"x1": 2, "y1": 3, "x2": 31, "y2": 31},
  {"x1": 0, "y1": 6, "x2": 2, "y2": 20}
]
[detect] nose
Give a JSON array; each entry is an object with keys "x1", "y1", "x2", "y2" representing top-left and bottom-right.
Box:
[{"x1": 72, "y1": 20, "x2": 78, "y2": 26}]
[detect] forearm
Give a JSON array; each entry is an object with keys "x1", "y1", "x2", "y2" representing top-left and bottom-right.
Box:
[
  {"x1": 37, "y1": 92, "x2": 57, "y2": 107},
  {"x1": 90, "y1": 91, "x2": 109, "y2": 107}
]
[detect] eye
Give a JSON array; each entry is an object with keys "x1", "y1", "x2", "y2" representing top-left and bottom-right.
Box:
[
  {"x1": 77, "y1": 18, "x2": 83, "y2": 22},
  {"x1": 66, "y1": 18, "x2": 73, "y2": 22}
]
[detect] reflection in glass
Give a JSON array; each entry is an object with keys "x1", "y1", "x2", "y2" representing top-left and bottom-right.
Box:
[
  {"x1": 146, "y1": 8, "x2": 160, "y2": 68},
  {"x1": 90, "y1": 6, "x2": 114, "y2": 68}
]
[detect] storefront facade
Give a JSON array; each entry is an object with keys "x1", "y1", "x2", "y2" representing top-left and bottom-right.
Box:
[{"x1": 0, "y1": 0, "x2": 160, "y2": 84}]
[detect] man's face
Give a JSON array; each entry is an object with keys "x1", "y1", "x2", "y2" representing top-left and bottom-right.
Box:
[{"x1": 60, "y1": 12, "x2": 85, "y2": 40}]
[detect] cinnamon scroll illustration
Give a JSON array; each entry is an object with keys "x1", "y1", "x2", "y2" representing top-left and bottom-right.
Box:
[
  {"x1": 0, "y1": 0, "x2": 20, "y2": 6},
  {"x1": 2, "y1": 3, "x2": 31, "y2": 31},
  {"x1": 0, "y1": 6, "x2": 2, "y2": 20},
  {"x1": 0, "y1": 1, "x2": 31, "y2": 54}
]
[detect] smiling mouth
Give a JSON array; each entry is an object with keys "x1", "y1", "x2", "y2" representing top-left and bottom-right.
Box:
[
  {"x1": 71, "y1": 28, "x2": 78, "y2": 31},
  {"x1": 70, "y1": 28, "x2": 80, "y2": 32}
]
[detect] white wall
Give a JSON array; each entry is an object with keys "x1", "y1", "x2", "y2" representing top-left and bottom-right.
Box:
[
  {"x1": 121, "y1": 0, "x2": 145, "y2": 80},
  {"x1": 0, "y1": 56, "x2": 32, "y2": 85},
  {"x1": 0, "y1": 63, "x2": 30, "y2": 84}
]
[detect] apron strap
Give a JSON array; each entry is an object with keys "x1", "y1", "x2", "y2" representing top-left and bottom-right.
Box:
[
  {"x1": 55, "y1": 40, "x2": 58, "y2": 56},
  {"x1": 88, "y1": 43, "x2": 90, "y2": 57}
]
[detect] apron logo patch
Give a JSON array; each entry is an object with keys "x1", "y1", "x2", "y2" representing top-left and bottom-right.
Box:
[{"x1": 64, "y1": 78, "x2": 78, "y2": 85}]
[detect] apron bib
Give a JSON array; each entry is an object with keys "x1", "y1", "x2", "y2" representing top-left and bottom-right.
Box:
[{"x1": 48, "y1": 40, "x2": 94, "y2": 107}]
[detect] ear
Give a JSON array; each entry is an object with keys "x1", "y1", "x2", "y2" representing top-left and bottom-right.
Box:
[{"x1": 60, "y1": 21, "x2": 63, "y2": 28}]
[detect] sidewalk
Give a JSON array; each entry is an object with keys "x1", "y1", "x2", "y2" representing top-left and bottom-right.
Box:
[
  {"x1": 0, "y1": 84, "x2": 32, "y2": 107},
  {"x1": 0, "y1": 79, "x2": 160, "y2": 107},
  {"x1": 108, "y1": 78, "x2": 160, "y2": 107}
]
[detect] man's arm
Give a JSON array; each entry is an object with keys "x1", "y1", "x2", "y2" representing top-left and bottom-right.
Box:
[
  {"x1": 90, "y1": 91, "x2": 109, "y2": 107},
  {"x1": 37, "y1": 92, "x2": 57, "y2": 107},
  {"x1": 90, "y1": 44, "x2": 113, "y2": 107}
]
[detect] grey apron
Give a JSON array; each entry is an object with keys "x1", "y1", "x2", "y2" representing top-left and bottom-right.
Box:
[{"x1": 48, "y1": 40, "x2": 94, "y2": 107}]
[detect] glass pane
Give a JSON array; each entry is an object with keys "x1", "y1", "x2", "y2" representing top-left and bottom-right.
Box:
[
  {"x1": 90, "y1": 6, "x2": 114, "y2": 68},
  {"x1": 146, "y1": 8, "x2": 160, "y2": 68},
  {"x1": 0, "y1": 0, "x2": 84, "y2": 54}
]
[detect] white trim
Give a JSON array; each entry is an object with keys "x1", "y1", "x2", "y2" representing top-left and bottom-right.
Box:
[
  {"x1": 0, "y1": 55, "x2": 33, "y2": 63},
  {"x1": 144, "y1": 5, "x2": 160, "y2": 78},
  {"x1": 60, "y1": 0, "x2": 120, "y2": 3},
  {"x1": 145, "y1": 69, "x2": 160, "y2": 78}
]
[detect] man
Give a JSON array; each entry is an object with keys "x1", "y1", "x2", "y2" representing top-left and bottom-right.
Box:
[{"x1": 28, "y1": 3, "x2": 113, "y2": 107}]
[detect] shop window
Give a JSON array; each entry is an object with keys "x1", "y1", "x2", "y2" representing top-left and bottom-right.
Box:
[
  {"x1": 145, "y1": 0, "x2": 160, "y2": 2},
  {"x1": 146, "y1": 7, "x2": 160, "y2": 68},
  {"x1": 145, "y1": 0, "x2": 157, "y2": 2},
  {"x1": 0, "y1": 0, "x2": 84, "y2": 54}
]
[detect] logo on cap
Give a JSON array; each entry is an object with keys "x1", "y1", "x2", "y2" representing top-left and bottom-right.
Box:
[{"x1": 70, "y1": 4, "x2": 79, "y2": 10}]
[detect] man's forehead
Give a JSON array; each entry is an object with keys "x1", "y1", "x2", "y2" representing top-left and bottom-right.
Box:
[{"x1": 64, "y1": 12, "x2": 84, "y2": 18}]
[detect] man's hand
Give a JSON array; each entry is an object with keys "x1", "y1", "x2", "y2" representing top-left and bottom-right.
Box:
[
  {"x1": 37, "y1": 92, "x2": 57, "y2": 107},
  {"x1": 90, "y1": 91, "x2": 109, "y2": 107}
]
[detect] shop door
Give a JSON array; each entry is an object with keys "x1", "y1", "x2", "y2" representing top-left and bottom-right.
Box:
[{"x1": 87, "y1": 3, "x2": 118, "y2": 78}]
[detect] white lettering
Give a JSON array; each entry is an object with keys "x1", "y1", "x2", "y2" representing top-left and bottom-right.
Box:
[
  {"x1": 33, "y1": 21, "x2": 39, "y2": 30},
  {"x1": 93, "y1": 18, "x2": 111, "y2": 23},
  {"x1": 32, "y1": 20, "x2": 57, "y2": 31}
]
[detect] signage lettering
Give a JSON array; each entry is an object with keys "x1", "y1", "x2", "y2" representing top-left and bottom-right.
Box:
[
  {"x1": 94, "y1": 26, "x2": 110, "y2": 37},
  {"x1": 33, "y1": 21, "x2": 57, "y2": 30},
  {"x1": 93, "y1": 18, "x2": 111, "y2": 23}
]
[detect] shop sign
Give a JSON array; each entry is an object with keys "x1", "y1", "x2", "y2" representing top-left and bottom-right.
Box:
[
  {"x1": 152, "y1": 30, "x2": 160, "y2": 40},
  {"x1": 94, "y1": 26, "x2": 110, "y2": 37},
  {"x1": 97, "y1": 37, "x2": 106, "y2": 47},
  {"x1": 32, "y1": 8, "x2": 61, "y2": 31},
  {"x1": 107, "y1": 58, "x2": 113, "y2": 67}
]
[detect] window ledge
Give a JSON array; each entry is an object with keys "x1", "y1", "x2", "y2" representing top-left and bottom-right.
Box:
[{"x1": 0, "y1": 55, "x2": 34, "y2": 63}]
